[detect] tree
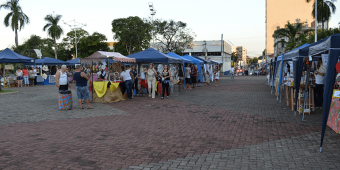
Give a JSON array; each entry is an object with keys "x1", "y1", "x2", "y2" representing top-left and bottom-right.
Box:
[
  {"x1": 112, "y1": 16, "x2": 152, "y2": 55},
  {"x1": 307, "y1": 0, "x2": 336, "y2": 30},
  {"x1": 76, "y1": 32, "x2": 109, "y2": 58},
  {"x1": 12, "y1": 34, "x2": 55, "y2": 58},
  {"x1": 43, "y1": 13, "x2": 64, "y2": 59},
  {"x1": 153, "y1": 19, "x2": 196, "y2": 54},
  {"x1": 0, "y1": 0, "x2": 30, "y2": 47},
  {"x1": 231, "y1": 52, "x2": 238, "y2": 67},
  {"x1": 113, "y1": 41, "x2": 129, "y2": 56},
  {"x1": 273, "y1": 21, "x2": 312, "y2": 51},
  {"x1": 64, "y1": 28, "x2": 89, "y2": 46}
]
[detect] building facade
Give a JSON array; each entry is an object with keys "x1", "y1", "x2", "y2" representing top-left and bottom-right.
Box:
[
  {"x1": 231, "y1": 46, "x2": 247, "y2": 68},
  {"x1": 183, "y1": 40, "x2": 232, "y2": 72},
  {"x1": 266, "y1": 0, "x2": 314, "y2": 57}
]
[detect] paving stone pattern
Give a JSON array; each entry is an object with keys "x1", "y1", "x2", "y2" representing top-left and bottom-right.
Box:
[{"x1": 0, "y1": 76, "x2": 339, "y2": 170}]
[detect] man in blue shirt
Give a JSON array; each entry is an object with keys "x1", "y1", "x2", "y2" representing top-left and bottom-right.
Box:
[{"x1": 73, "y1": 65, "x2": 94, "y2": 109}]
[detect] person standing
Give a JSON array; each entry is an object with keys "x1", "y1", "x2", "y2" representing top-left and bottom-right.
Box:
[
  {"x1": 131, "y1": 65, "x2": 139, "y2": 96},
  {"x1": 146, "y1": 63, "x2": 157, "y2": 98},
  {"x1": 22, "y1": 67, "x2": 29, "y2": 87},
  {"x1": 73, "y1": 65, "x2": 93, "y2": 109},
  {"x1": 32, "y1": 67, "x2": 37, "y2": 86},
  {"x1": 56, "y1": 65, "x2": 71, "y2": 91},
  {"x1": 120, "y1": 65, "x2": 133, "y2": 99},
  {"x1": 214, "y1": 69, "x2": 219, "y2": 87},
  {"x1": 314, "y1": 58, "x2": 326, "y2": 107},
  {"x1": 191, "y1": 65, "x2": 198, "y2": 89},
  {"x1": 205, "y1": 71, "x2": 210, "y2": 86},
  {"x1": 185, "y1": 64, "x2": 191, "y2": 89},
  {"x1": 16, "y1": 67, "x2": 23, "y2": 87},
  {"x1": 160, "y1": 64, "x2": 171, "y2": 99},
  {"x1": 230, "y1": 66, "x2": 235, "y2": 80}
]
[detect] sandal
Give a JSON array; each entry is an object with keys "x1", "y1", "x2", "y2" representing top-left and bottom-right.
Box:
[
  {"x1": 80, "y1": 106, "x2": 84, "y2": 109},
  {"x1": 87, "y1": 106, "x2": 94, "y2": 109}
]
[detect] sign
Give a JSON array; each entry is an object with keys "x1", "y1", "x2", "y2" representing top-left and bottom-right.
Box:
[
  {"x1": 37, "y1": 75, "x2": 44, "y2": 83},
  {"x1": 49, "y1": 75, "x2": 56, "y2": 84},
  {"x1": 322, "y1": 54, "x2": 328, "y2": 66},
  {"x1": 4, "y1": 65, "x2": 14, "y2": 70}
]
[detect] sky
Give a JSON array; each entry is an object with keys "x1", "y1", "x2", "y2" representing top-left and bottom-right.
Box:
[{"x1": 0, "y1": 0, "x2": 339, "y2": 58}]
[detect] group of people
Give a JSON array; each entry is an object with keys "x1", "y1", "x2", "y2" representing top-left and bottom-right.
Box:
[
  {"x1": 185, "y1": 64, "x2": 221, "y2": 88},
  {"x1": 15, "y1": 66, "x2": 38, "y2": 87},
  {"x1": 55, "y1": 65, "x2": 93, "y2": 109},
  {"x1": 120, "y1": 63, "x2": 171, "y2": 99}
]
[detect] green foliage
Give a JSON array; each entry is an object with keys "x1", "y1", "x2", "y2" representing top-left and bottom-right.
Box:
[
  {"x1": 113, "y1": 41, "x2": 129, "y2": 56},
  {"x1": 43, "y1": 13, "x2": 64, "y2": 59},
  {"x1": 153, "y1": 19, "x2": 196, "y2": 54},
  {"x1": 76, "y1": 32, "x2": 109, "y2": 58},
  {"x1": 273, "y1": 21, "x2": 313, "y2": 51},
  {"x1": 231, "y1": 52, "x2": 238, "y2": 65},
  {"x1": 111, "y1": 16, "x2": 152, "y2": 55},
  {"x1": 0, "y1": 0, "x2": 30, "y2": 47},
  {"x1": 64, "y1": 28, "x2": 89, "y2": 45},
  {"x1": 12, "y1": 35, "x2": 54, "y2": 58},
  {"x1": 248, "y1": 58, "x2": 258, "y2": 64},
  {"x1": 307, "y1": 0, "x2": 336, "y2": 29}
]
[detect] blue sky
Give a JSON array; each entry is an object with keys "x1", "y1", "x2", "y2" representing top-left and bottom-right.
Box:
[{"x1": 0, "y1": 0, "x2": 339, "y2": 57}]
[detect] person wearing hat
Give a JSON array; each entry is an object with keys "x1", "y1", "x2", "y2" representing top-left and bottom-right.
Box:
[{"x1": 73, "y1": 65, "x2": 93, "y2": 109}]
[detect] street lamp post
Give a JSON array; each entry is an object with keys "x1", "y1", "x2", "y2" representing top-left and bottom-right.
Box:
[
  {"x1": 149, "y1": 2, "x2": 156, "y2": 46},
  {"x1": 315, "y1": 0, "x2": 317, "y2": 42},
  {"x1": 63, "y1": 19, "x2": 86, "y2": 58}
]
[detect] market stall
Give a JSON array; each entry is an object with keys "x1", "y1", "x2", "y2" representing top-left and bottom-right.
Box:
[
  {"x1": 80, "y1": 51, "x2": 136, "y2": 103},
  {"x1": 167, "y1": 52, "x2": 192, "y2": 86},
  {"x1": 182, "y1": 54, "x2": 204, "y2": 82},
  {"x1": 127, "y1": 48, "x2": 183, "y2": 95},
  {"x1": 31, "y1": 57, "x2": 68, "y2": 85},
  {"x1": 0, "y1": 48, "x2": 35, "y2": 89}
]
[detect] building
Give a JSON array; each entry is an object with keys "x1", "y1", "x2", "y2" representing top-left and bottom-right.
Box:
[
  {"x1": 183, "y1": 40, "x2": 232, "y2": 72},
  {"x1": 231, "y1": 46, "x2": 247, "y2": 68},
  {"x1": 266, "y1": 0, "x2": 314, "y2": 57}
]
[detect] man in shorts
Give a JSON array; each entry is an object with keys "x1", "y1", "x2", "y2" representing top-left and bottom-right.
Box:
[{"x1": 73, "y1": 65, "x2": 94, "y2": 109}]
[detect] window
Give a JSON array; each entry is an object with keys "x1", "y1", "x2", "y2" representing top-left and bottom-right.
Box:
[{"x1": 281, "y1": 39, "x2": 285, "y2": 48}]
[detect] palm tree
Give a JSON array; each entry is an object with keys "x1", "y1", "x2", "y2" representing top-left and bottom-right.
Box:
[
  {"x1": 273, "y1": 21, "x2": 312, "y2": 51},
  {"x1": 43, "y1": 14, "x2": 63, "y2": 59},
  {"x1": 307, "y1": 0, "x2": 336, "y2": 30},
  {"x1": 0, "y1": 0, "x2": 30, "y2": 47}
]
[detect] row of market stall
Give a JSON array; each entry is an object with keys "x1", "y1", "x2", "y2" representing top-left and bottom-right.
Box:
[
  {"x1": 268, "y1": 34, "x2": 340, "y2": 152},
  {"x1": 0, "y1": 47, "x2": 219, "y2": 102}
]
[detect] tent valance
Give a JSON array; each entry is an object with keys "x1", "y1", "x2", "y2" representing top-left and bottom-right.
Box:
[
  {"x1": 127, "y1": 48, "x2": 182, "y2": 64},
  {"x1": 80, "y1": 51, "x2": 136, "y2": 63},
  {"x1": 0, "y1": 48, "x2": 35, "y2": 63},
  {"x1": 66, "y1": 58, "x2": 80, "y2": 65},
  {"x1": 33, "y1": 57, "x2": 67, "y2": 65}
]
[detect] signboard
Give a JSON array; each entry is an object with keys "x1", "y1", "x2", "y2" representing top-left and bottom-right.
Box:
[
  {"x1": 322, "y1": 54, "x2": 328, "y2": 66},
  {"x1": 37, "y1": 75, "x2": 44, "y2": 83},
  {"x1": 4, "y1": 65, "x2": 14, "y2": 70},
  {"x1": 49, "y1": 75, "x2": 56, "y2": 84}
]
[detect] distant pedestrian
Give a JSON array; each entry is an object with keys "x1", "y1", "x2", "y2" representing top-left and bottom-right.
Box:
[
  {"x1": 22, "y1": 67, "x2": 29, "y2": 87},
  {"x1": 120, "y1": 65, "x2": 133, "y2": 99},
  {"x1": 191, "y1": 65, "x2": 198, "y2": 89},
  {"x1": 73, "y1": 65, "x2": 93, "y2": 109},
  {"x1": 214, "y1": 69, "x2": 219, "y2": 87},
  {"x1": 160, "y1": 64, "x2": 171, "y2": 99},
  {"x1": 205, "y1": 71, "x2": 210, "y2": 86},
  {"x1": 131, "y1": 65, "x2": 139, "y2": 96},
  {"x1": 16, "y1": 67, "x2": 23, "y2": 87},
  {"x1": 32, "y1": 67, "x2": 37, "y2": 86},
  {"x1": 230, "y1": 66, "x2": 235, "y2": 80},
  {"x1": 185, "y1": 64, "x2": 191, "y2": 89},
  {"x1": 146, "y1": 63, "x2": 157, "y2": 98}
]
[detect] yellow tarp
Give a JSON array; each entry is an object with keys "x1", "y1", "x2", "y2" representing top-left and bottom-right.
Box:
[
  {"x1": 110, "y1": 83, "x2": 120, "y2": 93},
  {"x1": 93, "y1": 81, "x2": 108, "y2": 98}
]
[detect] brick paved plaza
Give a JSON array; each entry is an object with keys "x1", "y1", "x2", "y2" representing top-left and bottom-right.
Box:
[{"x1": 0, "y1": 76, "x2": 340, "y2": 170}]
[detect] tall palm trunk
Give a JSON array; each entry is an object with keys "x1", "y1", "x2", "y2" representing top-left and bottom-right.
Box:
[
  {"x1": 15, "y1": 28, "x2": 18, "y2": 47},
  {"x1": 54, "y1": 37, "x2": 57, "y2": 59}
]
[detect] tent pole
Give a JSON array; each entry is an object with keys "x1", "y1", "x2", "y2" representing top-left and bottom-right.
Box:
[
  {"x1": 302, "y1": 63, "x2": 311, "y2": 121},
  {"x1": 92, "y1": 61, "x2": 93, "y2": 103}
]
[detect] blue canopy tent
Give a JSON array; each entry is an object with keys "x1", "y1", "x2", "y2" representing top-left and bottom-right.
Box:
[
  {"x1": 127, "y1": 48, "x2": 182, "y2": 64},
  {"x1": 182, "y1": 54, "x2": 204, "y2": 83},
  {"x1": 192, "y1": 55, "x2": 208, "y2": 64},
  {"x1": 283, "y1": 38, "x2": 329, "y2": 120},
  {"x1": 276, "y1": 44, "x2": 310, "y2": 100},
  {"x1": 0, "y1": 48, "x2": 35, "y2": 64},
  {"x1": 66, "y1": 58, "x2": 80, "y2": 65},
  {"x1": 306, "y1": 34, "x2": 340, "y2": 152},
  {"x1": 34, "y1": 57, "x2": 67, "y2": 65}
]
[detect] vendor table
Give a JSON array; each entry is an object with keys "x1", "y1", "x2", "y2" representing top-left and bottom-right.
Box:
[
  {"x1": 92, "y1": 81, "x2": 127, "y2": 103},
  {"x1": 297, "y1": 84, "x2": 315, "y2": 114}
]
